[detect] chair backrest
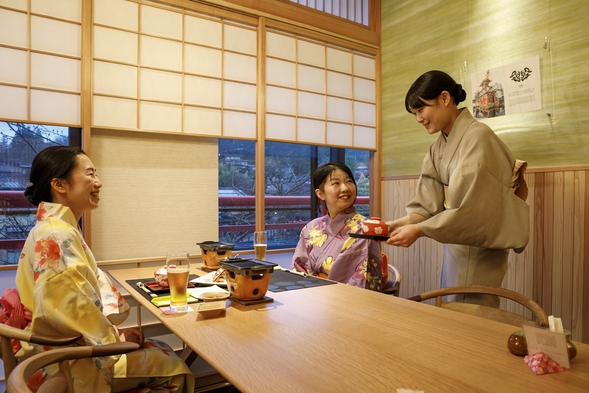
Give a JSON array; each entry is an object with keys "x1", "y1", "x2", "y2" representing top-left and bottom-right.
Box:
[
  {"x1": 6, "y1": 341, "x2": 140, "y2": 393},
  {"x1": 408, "y1": 285, "x2": 549, "y2": 327},
  {"x1": 0, "y1": 323, "x2": 82, "y2": 382}
]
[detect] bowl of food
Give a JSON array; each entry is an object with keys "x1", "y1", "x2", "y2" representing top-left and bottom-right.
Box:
[
  {"x1": 154, "y1": 267, "x2": 169, "y2": 288},
  {"x1": 196, "y1": 300, "x2": 227, "y2": 318},
  {"x1": 200, "y1": 291, "x2": 230, "y2": 302},
  {"x1": 350, "y1": 217, "x2": 389, "y2": 241}
]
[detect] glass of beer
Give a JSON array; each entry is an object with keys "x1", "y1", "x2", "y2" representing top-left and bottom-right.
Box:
[
  {"x1": 166, "y1": 251, "x2": 191, "y2": 312},
  {"x1": 254, "y1": 231, "x2": 267, "y2": 260}
]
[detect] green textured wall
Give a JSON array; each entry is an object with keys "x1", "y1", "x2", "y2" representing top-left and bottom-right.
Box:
[{"x1": 381, "y1": 0, "x2": 589, "y2": 176}]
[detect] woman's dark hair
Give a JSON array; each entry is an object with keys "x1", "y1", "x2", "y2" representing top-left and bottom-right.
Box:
[
  {"x1": 24, "y1": 146, "x2": 86, "y2": 206},
  {"x1": 405, "y1": 70, "x2": 467, "y2": 113}
]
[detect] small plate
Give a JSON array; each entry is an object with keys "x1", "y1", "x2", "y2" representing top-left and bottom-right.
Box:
[
  {"x1": 144, "y1": 281, "x2": 194, "y2": 294},
  {"x1": 196, "y1": 300, "x2": 227, "y2": 317},
  {"x1": 191, "y1": 271, "x2": 227, "y2": 287},
  {"x1": 349, "y1": 232, "x2": 389, "y2": 241},
  {"x1": 200, "y1": 291, "x2": 230, "y2": 302}
]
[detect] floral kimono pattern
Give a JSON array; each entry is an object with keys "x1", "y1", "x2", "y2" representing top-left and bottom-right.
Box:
[
  {"x1": 14, "y1": 202, "x2": 194, "y2": 393},
  {"x1": 291, "y1": 207, "x2": 382, "y2": 291}
]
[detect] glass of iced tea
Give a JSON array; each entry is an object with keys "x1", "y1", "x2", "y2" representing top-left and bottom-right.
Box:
[
  {"x1": 253, "y1": 231, "x2": 267, "y2": 260},
  {"x1": 166, "y1": 251, "x2": 191, "y2": 312}
]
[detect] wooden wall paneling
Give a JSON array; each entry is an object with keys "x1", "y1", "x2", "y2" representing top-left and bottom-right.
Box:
[
  {"x1": 561, "y1": 171, "x2": 575, "y2": 331},
  {"x1": 541, "y1": 172, "x2": 554, "y2": 316},
  {"x1": 551, "y1": 171, "x2": 564, "y2": 320},
  {"x1": 571, "y1": 170, "x2": 585, "y2": 339},
  {"x1": 523, "y1": 173, "x2": 535, "y2": 319},
  {"x1": 579, "y1": 171, "x2": 589, "y2": 343}
]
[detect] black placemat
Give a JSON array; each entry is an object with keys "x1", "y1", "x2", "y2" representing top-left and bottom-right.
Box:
[
  {"x1": 126, "y1": 275, "x2": 198, "y2": 303},
  {"x1": 268, "y1": 270, "x2": 338, "y2": 292}
]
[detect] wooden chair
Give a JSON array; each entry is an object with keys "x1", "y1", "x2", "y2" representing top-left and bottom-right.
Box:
[
  {"x1": 0, "y1": 323, "x2": 82, "y2": 382},
  {"x1": 381, "y1": 253, "x2": 401, "y2": 296},
  {"x1": 6, "y1": 341, "x2": 140, "y2": 393},
  {"x1": 408, "y1": 285, "x2": 549, "y2": 327}
]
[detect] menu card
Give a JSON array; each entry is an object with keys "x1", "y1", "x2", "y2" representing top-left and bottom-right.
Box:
[{"x1": 522, "y1": 325, "x2": 570, "y2": 368}]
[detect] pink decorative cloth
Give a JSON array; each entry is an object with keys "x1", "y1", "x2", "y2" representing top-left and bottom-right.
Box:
[
  {"x1": 524, "y1": 352, "x2": 568, "y2": 375},
  {"x1": 0, "y1": 288, "x2": 32, "y2": 353}
]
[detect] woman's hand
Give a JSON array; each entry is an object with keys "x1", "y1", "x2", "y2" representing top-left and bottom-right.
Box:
[
  {"x1": 119, "y1": 328, "x2": 145, "y2": 346},
  {"x1": 386, "y1": 224, "x2": 425, "y2": 247}
]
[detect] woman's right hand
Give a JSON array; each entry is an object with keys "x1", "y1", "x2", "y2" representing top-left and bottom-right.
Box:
[{"x1": 119, "y1": 328, "x2": 145, "y2": 347}]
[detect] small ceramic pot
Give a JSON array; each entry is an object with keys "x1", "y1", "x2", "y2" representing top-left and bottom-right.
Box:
[
  {"x1": 154, "y1": 267, "x2": 169, "y2": 288},
  {"x1": 507, "y1": 329, "x2": 577, "y2": 360},
  {"x1": 361, "y1": 217, "x2": 388, "y2": 237}
]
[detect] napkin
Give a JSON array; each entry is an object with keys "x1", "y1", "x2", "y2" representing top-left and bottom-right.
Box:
[{"x1": 524, "y1": 352, "x2": 568, "y2": 375}]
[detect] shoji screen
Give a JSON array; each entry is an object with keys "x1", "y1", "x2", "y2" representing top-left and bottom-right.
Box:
[
  {"x1": 265, "y1": 30, "x2": 376, "y2": 149},
  {"x1": 92, "y1": 0, "x2": 257, "y2": 137},
  {"x1": 0, "y1": 0, "x2": 81, "y2": 125}
]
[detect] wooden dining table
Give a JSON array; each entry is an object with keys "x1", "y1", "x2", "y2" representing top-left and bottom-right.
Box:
[{"x1": 107, "y1": 265, "x2": 589, "y2": 393}]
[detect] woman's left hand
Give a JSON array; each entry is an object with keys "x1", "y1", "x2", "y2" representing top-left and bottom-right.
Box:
[
  {"x1": 119, "y1": 328, "x2": 145, "y2": 346},
  {"x1": 386, "y1": 224, "x2": 425, "y2": 247}
]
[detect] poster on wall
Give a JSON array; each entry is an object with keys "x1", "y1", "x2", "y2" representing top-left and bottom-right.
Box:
[{"x1": 470, "y1": 56, "x2": 541, "y2": 119}]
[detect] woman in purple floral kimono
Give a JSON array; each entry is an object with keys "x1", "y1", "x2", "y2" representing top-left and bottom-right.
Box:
[{"x1": 290, "y1": 162, "x2": 382, "y2": 291}]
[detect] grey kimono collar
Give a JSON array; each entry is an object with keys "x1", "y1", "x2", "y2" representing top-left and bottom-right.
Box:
[{"x1": 439, "y1": 107, "x2": 476, "y2": 181}]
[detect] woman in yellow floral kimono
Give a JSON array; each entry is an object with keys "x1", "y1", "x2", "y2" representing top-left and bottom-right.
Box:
[
  {"x1": 290, "y1": 162, "x2": 382, "y2": 291},
  {"x1": 15, "y1": 146, "x2": 194, "y2": 392}
]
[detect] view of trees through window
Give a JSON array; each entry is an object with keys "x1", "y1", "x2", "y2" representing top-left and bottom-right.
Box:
[
  {"x1": 218, "y1": 139, "x2": 371, "y2": 251},
  {"x1": 0, "y1": 122, "x2": 79, "y2": 265}
]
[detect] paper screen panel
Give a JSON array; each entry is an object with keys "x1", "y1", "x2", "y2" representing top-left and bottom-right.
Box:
[
  {"x1": 93, "y1": 0, "x2": 138, "y2": 30},
  {"x1": 184, "y1": 45, "x2": 222, "y2": 78},
  {"x1": 31, "y1": 16, "x2": 80, "y2": 57},
  {"x1": 90, "y1": 132, "x2": 219, "y2": 260},
  {"x1": 354, "y1": 101, "x2": 375, "y2": 126},
  {"x1": 223, "y1": 111, "x2": 256, "y2": 138},
  {"x1": 0, "y1": 85, "x2": 27, "y2": 119},
  {"x1": 326, "y1": 122, "x2": 352, "y2": 147},
  {"x1": 0, "y1": 47, "x2": 27, "y2": 85},
  {"x1": 224, "y1": 24, "x2": 256, "y2": 55},
  {"x1": 353, "y1": 125, "x2": 376, "y2": 149},
  {"x1": 297, "y1": 64, "x2": 324, "y2": 93},
  {"x1": 326, "y1": 96, "x2": 352, "y2": 122},
  {"x1": 140, "y1": 4, "x2": 182, "y2": 40},
  {"x1": 223, "y1": 81, "x2": 256, "y2": 111},
  {"x1": 184, "y1": 75, "x2": 221, "y2": 107},
  {"x1": 184, "y1": 106, "x2": 221, "y2": 136},
  {"x1": 266, "y1": 31, "x2": 295, "y2": 61},
  {"x1": 140, "y1": 101, "x2": 182, "y2": 132},
  {"x1": 223, "y1": 52, "x2": 256, "y2": 83},
  {"x1": 31, "y1": 0, "x2": 80, "y2": 22},
  {"x1": 184, "y1": 15, "x2": 222, "y2": 48},
  {"x1": 327, "y1": 71, "x2": 352, "y2": 98},
  {"x1": 266, "y1": 58, "x2": 295, "y2": 88},
  {"x1": 93, "y1": 26, "x2": 138, "y2": 64},
  {"x1": 0, "y1": 9, "x2": 27, "y2": 48},
  {"x1": 30, "y1": 90, "x2": 80, "y2": 125},
  {"x1": 266, "y1": 86, "x2": 296, "y2": 115},
  {"x1": 297, "y1": 118, "x2": 325, "y2": 144},
  {"x1": 297, "y1": 91, "x2": 324, "y2": 118},
  {"x1": 93, "y1": 96, "x2": 137, "y2": 129},
  {"x1": 93, "y1": 61, "x2": 138, "y2": 98},
  {"x1": 0, "y1": 0, "x2": 26, "y2": 10},
  {"x1": 31, "y1": 53, "x2": 80, "y2": 92},
  {"x1": 266, "y1": 114, "x2": 295, "y2": 140},
  {"x1": 326, "y1": 47, "x2": 351, "y2": 73},
  {"x1": 140, "y1": 36, "x2": 182, "y2": 71},
  {"x1": 139, "y1": 68, "x2": 182, "y2": 103},
  {"x1": 298, "y1": 39, "x2": 325, "y2": 67},
  {"x1": 353, "y1": 77, "x2": 375, "y2": 103},
  {"x1": 353, "y1": 54, "x2": 375, "y2": 79}
]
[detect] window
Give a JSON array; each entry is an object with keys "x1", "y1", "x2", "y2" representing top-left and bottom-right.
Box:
[
  {"x1": 0, "y1": 122, "x2": 81, "y2": 265},
  {"x1": 218, "y1": 139, "x2": 371, "y2": 252},
  {"x1": 285, "y1": 0, "x2": 370, "y2": 26}
]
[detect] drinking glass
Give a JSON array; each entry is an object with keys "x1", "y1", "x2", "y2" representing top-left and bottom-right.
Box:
[
  {"x1": 254, "y1": 231, "x2": 267, "y2": 260},
  {"x1": 166, "y1": 251, "x2": 191, "y2": 312}
]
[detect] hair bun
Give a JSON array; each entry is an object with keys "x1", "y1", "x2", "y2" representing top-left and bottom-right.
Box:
[{"x1": 454, "y1": 83, "x2": 466, "y2": 104}]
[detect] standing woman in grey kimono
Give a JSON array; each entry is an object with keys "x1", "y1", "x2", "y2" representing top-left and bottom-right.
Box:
[{"x1": 386, "y1": 70, "x2": 529, "y2": 307}]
